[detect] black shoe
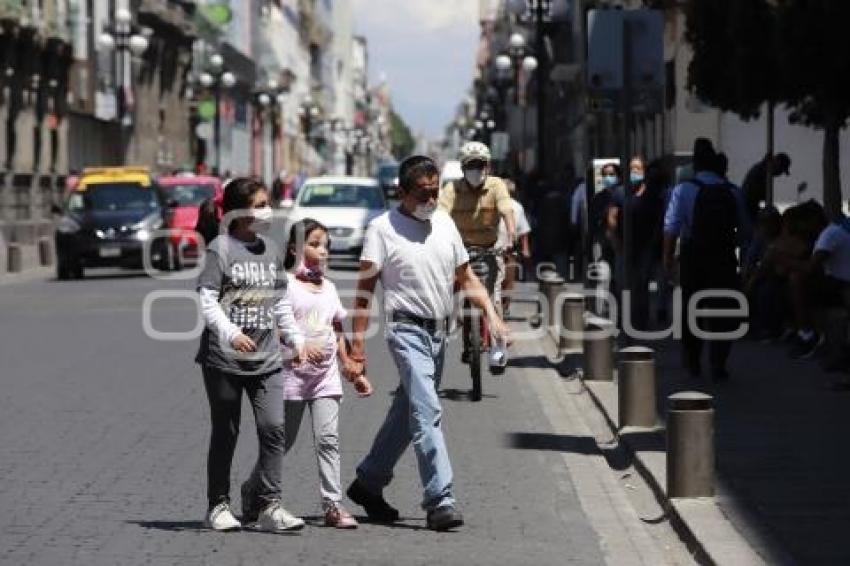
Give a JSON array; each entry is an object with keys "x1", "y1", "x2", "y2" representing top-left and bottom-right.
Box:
[
  {"x1": 346, "y1": 479, "x2": 399, "y2": 523},
  {"x1": 426, "y1": 505, "x2": 464, "y2": 531}
]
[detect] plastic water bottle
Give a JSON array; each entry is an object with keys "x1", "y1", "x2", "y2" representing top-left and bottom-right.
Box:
[{"x1": 489, "y1": 338, "x2": 508, "y2": 369}]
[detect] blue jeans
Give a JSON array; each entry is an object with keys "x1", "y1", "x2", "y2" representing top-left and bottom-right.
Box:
[{"x1": 356, "y1": 322, "x2": 455, "y2": 510}]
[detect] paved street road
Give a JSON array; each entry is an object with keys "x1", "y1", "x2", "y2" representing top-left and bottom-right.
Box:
[{"x1": 0, "y1": 268, "x2": 689, "y2": 566}]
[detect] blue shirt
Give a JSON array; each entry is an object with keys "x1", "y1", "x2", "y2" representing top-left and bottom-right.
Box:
[{"x1": 663, "y1": 171, "x2": 752, "y2": 244}]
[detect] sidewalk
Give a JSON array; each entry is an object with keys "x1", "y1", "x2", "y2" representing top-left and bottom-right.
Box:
[{"x1": 509, "y1": 280, "x2": 850, "y2": 564}]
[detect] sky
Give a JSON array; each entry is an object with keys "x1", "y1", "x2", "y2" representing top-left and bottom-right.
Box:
[{"x1": 351, "y1": 0, "x2": 480, "y2": 140}]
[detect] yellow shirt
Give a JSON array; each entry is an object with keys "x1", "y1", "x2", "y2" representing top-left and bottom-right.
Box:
[{"x1": 439, "y1": 176, "x2": 513, "y2": 247}]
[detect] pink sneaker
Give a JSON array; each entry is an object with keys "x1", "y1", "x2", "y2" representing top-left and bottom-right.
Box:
[{"x1": 325, "y1": 503, "x2": 359, "y2": 529}]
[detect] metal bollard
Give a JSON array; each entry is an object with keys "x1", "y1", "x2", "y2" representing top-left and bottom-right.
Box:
[
  {"x1": 38, "y1": 237, "x2": 53, "y2": 266},
  {"x1": 667, "y1": 392, "x2": 714, "y2": 498},
  {"x1": 539, "y1": 271, "x2": 565, "y2": 327},
  {"x1": 7, "y1": 243, "x2": 22, "y2": 273},
  {"x1": 559, "y1": 292, "x2": 585, "y2": 352},
  {"x1": 583, "y1": 316, "x2": 614, "y2": 381},
  {"x1": 617, "y1": 346, "x2": 657, "y2": 428}
]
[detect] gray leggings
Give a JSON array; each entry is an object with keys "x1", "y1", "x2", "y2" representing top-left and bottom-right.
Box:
[{"x1": 285, "y1": 397, "x2": 342, "y2": 509}]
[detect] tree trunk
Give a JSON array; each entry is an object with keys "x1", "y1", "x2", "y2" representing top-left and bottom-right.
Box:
[
  {"x1": 765, "y1": 101, "x2": 775, "y2": 206},
  {"x1": 823, "y1": 116, "x2": 843, "y2": 221}
]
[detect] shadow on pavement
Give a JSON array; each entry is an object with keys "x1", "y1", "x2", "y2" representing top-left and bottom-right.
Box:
[
  {"x1": 301, "y1": 515, "x2": 429, "y2": 531},
  {"x1": 504, "y1": 432, "x2": 599, "y2": 455},
  {"x1": 438, "y1": 388, "x2": 497, "y2": 402},
  {"x1": 128, "y1": 520, "x2": 205, "y2": 532}
]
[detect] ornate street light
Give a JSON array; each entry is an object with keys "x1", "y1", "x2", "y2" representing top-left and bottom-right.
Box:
[
  {"x1": 197, "y1": 53, "x2": 237, "y2": 173},
  {"x1": 98, "y1": 7, "x2": 150, "y2": 128}
]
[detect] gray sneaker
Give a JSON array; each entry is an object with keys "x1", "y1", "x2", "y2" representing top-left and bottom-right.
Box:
[
  {"x1": 204, "y1": 501, "x2": 241, "y2": 531},
  {"x1": 255, "y1": 501, "x2": 305, "y2": 532}
]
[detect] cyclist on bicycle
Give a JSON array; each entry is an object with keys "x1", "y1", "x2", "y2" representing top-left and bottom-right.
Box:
[{"x1": 439, "y1": 141, "x2": 516, "y2": 361}]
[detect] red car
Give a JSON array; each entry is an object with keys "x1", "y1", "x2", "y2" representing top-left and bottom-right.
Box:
[{"x1": 157, "y1": 174, "x2": 222, "y2": 268}]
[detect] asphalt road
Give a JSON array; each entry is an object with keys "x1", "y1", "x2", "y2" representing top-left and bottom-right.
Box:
[{"x1": 0, "y1": 265, "x2": 690, "y2": 566}]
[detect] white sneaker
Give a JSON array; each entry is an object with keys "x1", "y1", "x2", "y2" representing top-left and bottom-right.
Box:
[
  {"x1": 204, "y1": 501, "x2": 241, "y2": 531},
  {"x1": 256, "y1": 501, "x2": 305, "y2": 532}
]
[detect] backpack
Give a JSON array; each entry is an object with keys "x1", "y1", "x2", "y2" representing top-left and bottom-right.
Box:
[{"x1": 689, "y1": 179, "x2": 737, "y2": 256}]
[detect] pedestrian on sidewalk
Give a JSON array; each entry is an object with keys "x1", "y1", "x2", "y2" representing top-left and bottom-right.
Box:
[
  {"x1": 195, "y1": 177, "x2": 307, "y2": 532},
  {"x1": 270, "y1": 218, "x2": 373, "y2": 530},
  {"x1": 742, "y1": 152, "x2": 791, "y2": 221},
  {"x1": 345, "y1": 155, "x2": 510, "y2": 531},
  {"x1": 606, "y1": 155, "x2": 666, "y2": 332},
  {"x1": 663, "y1": 139, "x2": 751, "y2": 381}
]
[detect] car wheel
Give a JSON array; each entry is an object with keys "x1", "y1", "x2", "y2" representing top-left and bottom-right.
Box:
[{"x1": 56, "y1": 259, "x2": 71, "y2": 280}]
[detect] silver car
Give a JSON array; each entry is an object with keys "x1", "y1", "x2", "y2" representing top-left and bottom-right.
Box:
[{"x1": 281, "y1": 176, "x2": 388, "y2": 259}]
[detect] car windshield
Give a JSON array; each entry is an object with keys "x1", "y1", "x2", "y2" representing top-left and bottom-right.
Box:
[
  {"x1": 164, "y1": 183, "x2": 216, "y2": 206},
  {"x1": 69, "y1": 182, "x2": 159, "y2": 212},
  {"x1": 299, "y1": 184, "x2": 384, "y2": 209}
]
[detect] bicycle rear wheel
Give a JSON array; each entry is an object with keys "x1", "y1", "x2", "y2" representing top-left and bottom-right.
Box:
[{"x1": 469, "y1": 311, "x2": 482, "y2": 402}]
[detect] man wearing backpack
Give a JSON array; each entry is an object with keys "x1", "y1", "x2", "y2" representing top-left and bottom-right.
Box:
[{"x1": 663, "y1": 139, "x2": 752, "y2": 380}]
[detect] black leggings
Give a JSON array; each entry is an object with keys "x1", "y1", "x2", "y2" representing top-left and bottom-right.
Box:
[{"x1": 202, "y1": 366, "x2": 285, "y2": 507}]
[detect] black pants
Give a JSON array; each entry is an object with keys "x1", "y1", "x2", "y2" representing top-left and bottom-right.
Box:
[
  {"x1": 680, "y1": 250, "x2": 742, "y2": 372},
  {"x1": 202, "y1": 365, "x2": 285, "y2": 507}
]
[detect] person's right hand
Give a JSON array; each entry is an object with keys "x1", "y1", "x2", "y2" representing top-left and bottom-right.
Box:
[{"x1": 231, "y1": 333, "x2": 257, "y2": 353}]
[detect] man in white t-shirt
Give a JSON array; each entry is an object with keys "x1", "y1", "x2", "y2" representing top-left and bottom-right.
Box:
[
  {"x1": 495, "y1": 179, "x2": 532, "y2": 315},
  {"x1": 344, "y1": 155, "x2": 510, "y2": 532}
]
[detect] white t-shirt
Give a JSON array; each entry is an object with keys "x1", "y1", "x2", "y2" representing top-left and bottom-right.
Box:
[
  {"x1": 814, "y1": 223, "x2": 850, "y2": 282},
  {"x1": 496, "y1": 198, "x2": 531, "y2": 249},
  {"x1": 361, "y1": 207, "x2": 469, "y2": 320}
]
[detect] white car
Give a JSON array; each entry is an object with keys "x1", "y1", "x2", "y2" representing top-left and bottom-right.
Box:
[
  {"x1": 281, "y1": 176, "x2": 388, "y2": 258},
  {"x1": 440, "y1": 159, "x2": 463, "y2": 189}
]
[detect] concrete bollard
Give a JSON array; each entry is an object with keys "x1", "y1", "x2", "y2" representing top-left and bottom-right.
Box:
[
  {"x1": 559, "y1": 292, "x2": 585, "y2": 352},
  {"x1": 7, "y1": 243, "x2": 22, "y2": 273},
  {"x1": 617, "y1": 346, "x2": 656, "y2": 428},
  {"x1": 38, "y1": 237, "x2": 53, "y2": 266},
  {"x1": 667, "y1": 391, "x2": 714, "y2": 498},
  {"x1": 583, "y1": 316, "x2": 614, "y2": 381}
]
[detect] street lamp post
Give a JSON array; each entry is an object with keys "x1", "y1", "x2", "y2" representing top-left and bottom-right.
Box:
[
  {"x1": 254, "y1": 78, "x2": 289, "y2": 182},
  {"x1": 507, "y1": 0, "x2": 551, "y2": 181},
  {"x1": 199, "y1": 54, "x2": 236, "y2": 175},
  {"x1": 496, "y1": 33, "x2": 538, "y2": 175},
  {"x1": 98, "y1": 7, "x2": 150, "y2": 160}
]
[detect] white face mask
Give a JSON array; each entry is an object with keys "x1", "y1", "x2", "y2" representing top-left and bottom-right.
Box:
[
  {"x1": 251, "y1": 206, "x2": 274, "y2": 231},
  {"x1": 412, "y1": 201, "x2": 437, "y2": 221},
  {"x1": 464, "y1": 169, "x2": 486, "y2": 187}
]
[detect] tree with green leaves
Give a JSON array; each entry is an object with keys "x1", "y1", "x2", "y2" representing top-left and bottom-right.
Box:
[
  {"x1": 390, "y1": 110, "x2": 415, "y2": 160},
  {"x1": 776, "y1": 0, "x2": 850, "y2": 219},
  {"x1": 685, "y1": 0, "x2": 784, "y2": 202}
]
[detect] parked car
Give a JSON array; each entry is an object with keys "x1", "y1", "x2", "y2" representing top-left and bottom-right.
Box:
[
  {"x1": 157, "y1": 174, "x2": 222, "y2": 269},
  {"x1": 376, "y1": 162, "x2": 399, "y2": 200},
  {"x1": 53, "y1": 166, "x2": 168, "y2": 279},
  {"x1": 281, "y1": 176, "x2": 387, "y2": 260}
]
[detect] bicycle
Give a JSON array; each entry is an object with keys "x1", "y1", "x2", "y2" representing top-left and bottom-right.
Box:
[{"x1": 460, "y1": 246, "x2": 502, "y2": 402}]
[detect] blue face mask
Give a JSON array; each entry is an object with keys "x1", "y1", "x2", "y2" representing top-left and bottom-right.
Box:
[
  {"x1": 602, "y1": 175, "x2": 618, "y2": 188},
  {"x1": 630, "y1": 172, "x2": 644, "y2": 185}
]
